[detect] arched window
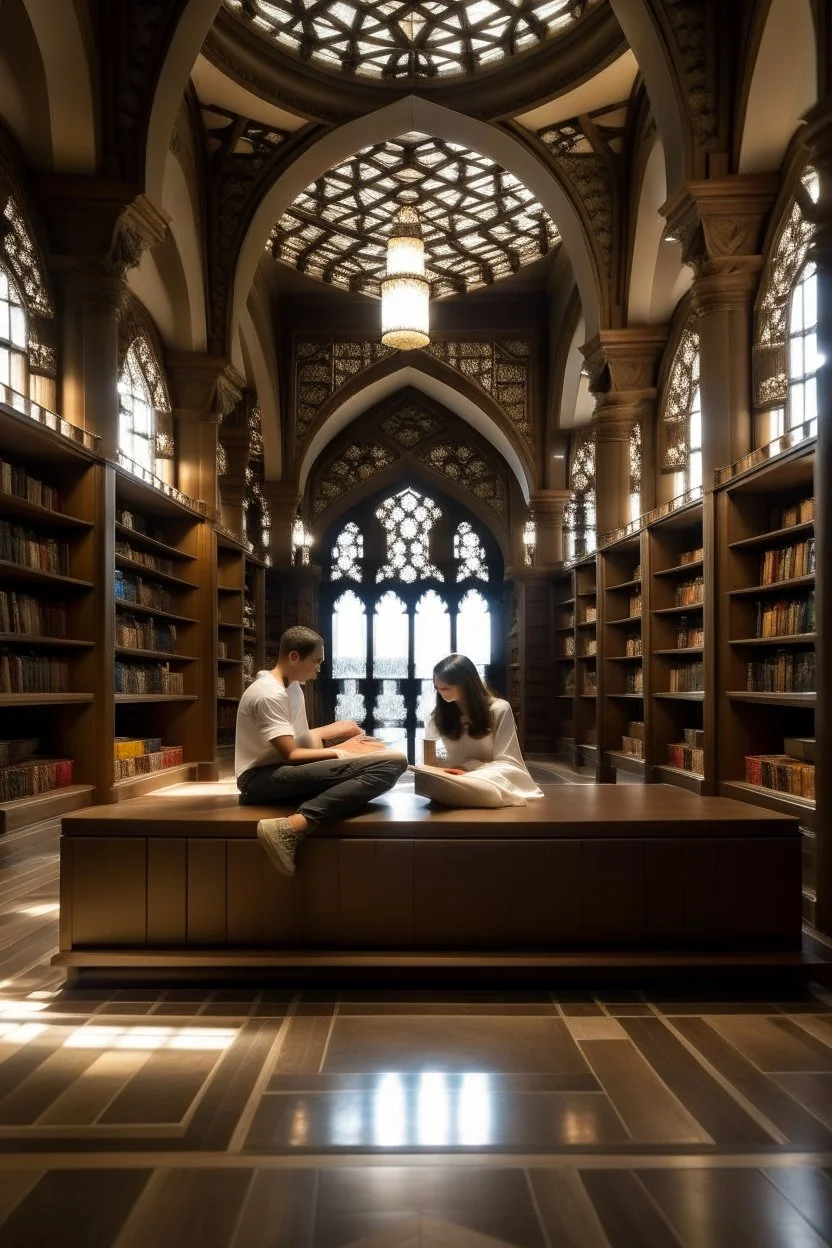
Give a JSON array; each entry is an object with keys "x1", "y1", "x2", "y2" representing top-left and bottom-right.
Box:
[
  {"x1": 457, "y1": 588, "x2": 491, "y2": 675},
  {"x1": 454, "y1": 521, "x2": 489, "y2": 582},
  {"x1": 755, "y1": 167, "x2": 820, "y2": 441},
  {"x1": 0, "y1": 265, "x2": 27, "y2": 396},
  {"x1": 661, "y1": 321, "x2": 702, "y2": 495},
  {"x1": 0, "y1": 191, "x2": 56, "y2": 413},
  {"x1": 332, "y1": 589, "x2": 367, "y2": 726},
  {"x1": 376, "y1": 487, "x2": 443, "y2": 583},
  {"x1": 118, "y1": 333, "x2": 174, "y2": 486},
  {"x1": 563, "y1": 428, "x2": 597, "y2": 560}
]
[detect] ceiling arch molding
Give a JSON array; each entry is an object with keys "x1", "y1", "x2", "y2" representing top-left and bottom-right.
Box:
[
  {"x1": 627, "y1": 133, "x2": 691, "y2": 323},
  {"x1": 298, "y1": 365, "x2": 532, "y2": 504},
  {"x1": 608, "y1": 0, "x2": 691, "y2": 196},
  {"x1": 21, "y1": 0, "x2": 96, "y2": 173},
  {"x1": 736, "y1": 0, "x2": 817, "y2": 175},
  {"x1": 231, "y1": 95, "x2": 604, "y2": 346}
]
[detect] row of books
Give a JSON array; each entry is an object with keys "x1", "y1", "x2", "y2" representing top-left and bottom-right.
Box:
[
  {"x1": 217, "y1": 675, "x2": 226, "y2": 697},
  {"x1": 676, "y1": 619, "x2": 704, "y2": 648},
  {"x1": 0, "y1": 737, "x2": 39, "y2": 767},
  {"x1": 117, "y1": 510, "x2": 166, "y2": 544},
  {"x1": 115, "y1": 571, "x2": 174, "y2": 613},
  {"x1": 114, "y1": 661, "x2": 185, "y2": 695},
  {"x1": 0, "y1": 459, "x2": 64, "y2": 513},
  {"x1": 0, "y1": 756, "x2": 73, "y2": 802},
  {"x1": 744, "y1": 755, "x2": 815, "y2": 799},
  {"x1": 218, "y1": 702, "x2": 236, "y2": 746},
  {"x1": 678, "y1": 547, "x2": 704, "y2": 566},
  {"x1": 673, "y1": 577, "x2": 704, "y2": 608},
  {"x1": 0, "y1": 590, "x2": 67, "y2": 637},
  {"x1": 753, "y1": 592, "x2": 815, "y2": 638},
  {"x1": 115, "y1": 541, "x2": 176, "y2": 578},
  {"x1": 0, "y1": 522, "x2": 69, "y2": 575},
  {"x1": 243, "y1": 601, "x2": 256, "y2": 630},
  {"x1": 114, "y1": 745, "x2": 184, "y2": 781},
  {"x1": 620, "y1": 720, "x2": 644, "y2": 759},
  {"x1": 626, "y1": 668, "x2": 643, "y2": 694},
  {"x1": 624, "y1": 635, "x2": 642, "y2": 656},
  {"x1": 629, "y1": 593, "x2": 642, "y2": 618},
  {"x1": 115, "y1": 617, "x2": 179, "y2": 653},
  {"x1": 582, "y1": 606, "x2": 597, "y2": 624},
  {"x1": 746, "y1": 651, "x2": 815, "y2": 694},
  {"x1": 582, "y1": 673, "x2": 597, "y2": 694},
  {"x1": 243, "y1": 652, "x2": 255, "y2": 686},
  {"x1": 582, "y1": 639, "x2": 597, "y2": 657},
  {"x1": 667, "y1": 742, "x2": 704, "y2": 775},
  {"x1": 562, "y1": 636, "x2": 575, "y2": 657},
  {"x1": 114, "y1": 736, "x2": 163, "y2": 760},
  {"x1": 0, "y1": 652, "x2": 70, "y2": 694},
  {"x1": 774, "y1": 496, "x2": 814, "y2": 529},
  {"x1": 760, "y1": 538, "x2": 815, "y2": 585},
  {"x1": 668, "y1": 660, "x2": 703, "y2": 692}
]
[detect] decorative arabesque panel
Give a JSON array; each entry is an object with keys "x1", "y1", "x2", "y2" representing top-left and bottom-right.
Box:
[
  {"x1": 224, "y1": 0, "x2": 598, "y2": 80},
  {"x1": 273, "y1": 134, "x2": 557, "y2": 300},
  {"x1": 312, "y1": 442, "x2": 396, "y2": 517},
  {"x1": 0, "y1": 193, "x2": 55, "y2": 377},
  {"x1": 754, "y1": 168, "x2": 818, "y2": 410},
  {"x1": 563, "y1": 427, "x2": 596, "y2": 560},
  {"x1": 419, "y1": 442, "x2": 505, "y2": 516},
  {"x1": 380, "y1": 404, "x2": 441, "y2": 448},
  {"x1": 244, "y1": 402, "x2": 271, "y2": 564},
  {"x1": 661, "y1": 321, "x2": 700, "y2": 473},
  {"x1": 294, "y1": 337, "x2": 532, "y2": 447}
]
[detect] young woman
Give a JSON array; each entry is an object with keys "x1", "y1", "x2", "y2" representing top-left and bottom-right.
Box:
[{"x1": 413, "y1": 653, "x2": 543, "y2": 808}]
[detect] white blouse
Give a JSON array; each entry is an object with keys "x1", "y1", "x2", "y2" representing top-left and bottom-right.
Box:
[{"x1": 424, "y1": 698, "x2": 543, "y2": 804}]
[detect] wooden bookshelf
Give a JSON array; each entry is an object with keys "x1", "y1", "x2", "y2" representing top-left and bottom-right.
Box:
[
  {"x1": 111, "y1": 470, "x2": 206, "y2": 798},
  {"x1": 0, "y1": 402, "x2": 99, "y2": 830},
  {"x1": 573, "y1": 557, "x2": 598, "y2": 771},
  {"x1": 551, "y1": 568, "x2": 575, "y2": 763},
  {"x1": 244, "y1": 554, "x2": 266, "y2": 690},
  {"x1": 714, "y1": 438, "x2": 816, "y2": 919},
  {"x1": 598, "y1": 530, "x2": 647, "y2": 783},
  {"x1": 216, "y1": 529, "x2": 247, "y2": 750},
  {"x1": 647, "y1": 499, "x2": 709, "y2": 794}
]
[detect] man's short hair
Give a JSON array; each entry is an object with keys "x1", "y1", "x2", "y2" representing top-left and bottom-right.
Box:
[{"x1": 278, "y1": 625, "x2": 324, "y2": 659}]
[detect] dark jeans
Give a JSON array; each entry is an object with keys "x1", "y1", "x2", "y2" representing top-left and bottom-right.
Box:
[{"x1": 237, "y1": 755, "x2": 407, "y2": 824}]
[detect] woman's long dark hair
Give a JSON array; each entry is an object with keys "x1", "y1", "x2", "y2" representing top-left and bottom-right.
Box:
[{"x1": 432, "y1": 653, "x2": 498, "y2": 740}]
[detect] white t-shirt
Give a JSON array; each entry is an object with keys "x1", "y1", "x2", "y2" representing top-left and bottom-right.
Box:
[{"x1": 235, "y1": 670, "x2": 311, "y2": 777}]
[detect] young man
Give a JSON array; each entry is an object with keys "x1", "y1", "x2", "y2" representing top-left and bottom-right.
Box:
[{"x1": 235, "y1": 625, "x2": 407, "y2": 875}]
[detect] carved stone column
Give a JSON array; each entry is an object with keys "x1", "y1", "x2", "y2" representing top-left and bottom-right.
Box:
[
  {"x1": 582, "y1": 328, "x2": 668, "y2": 539},
  {"x1": 166, "y1": 353, "x2": 234, "y2": 513},
  {"x1": 802, "y1": 105, "x2": 832, "y2": 935},
  {"x1": 530, "y1": 489, "x2": 572, "y2": 566},
  {"x1": 38, "y1": 188, "x2": 168, "y2": 461},
  {"x1": 263, "y1": 482, "x2": 301, "y2": 567},
  {"x1": 663, "y1": 176, "x2": 779, "y2": 482},
  {"x1": 504, "y1": 568, "x2": 555, "y2": 752}
]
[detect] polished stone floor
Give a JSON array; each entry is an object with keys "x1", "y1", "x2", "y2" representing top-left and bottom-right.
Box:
[{"x1": 2, "y1": 806, "x2": 832, "y2": 1245}]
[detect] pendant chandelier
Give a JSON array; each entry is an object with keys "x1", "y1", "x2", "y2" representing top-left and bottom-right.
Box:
[{"x1": 380, "y1": 204, "x2": 430, "y2": 350}]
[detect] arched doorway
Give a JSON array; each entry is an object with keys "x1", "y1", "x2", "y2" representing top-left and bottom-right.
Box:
[{"x1": 319, "y1": 483, "x2": 504, "y2": 761}]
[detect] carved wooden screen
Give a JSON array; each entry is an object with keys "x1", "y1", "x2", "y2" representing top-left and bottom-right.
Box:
[{"x1": 564, "y1": 427, "x2": 596, "y2": 560}]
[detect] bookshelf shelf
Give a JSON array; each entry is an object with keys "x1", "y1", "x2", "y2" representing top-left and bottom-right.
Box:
[
  {"x1": 607, "y1": 655, "x2": 643, "y2": 662},
  {"x1": 653, "y1": 647, "x2": 703, "y2": 656},
  {"x1": 654, "y1": 691, "x2": 704, "y2": 701},
  {"x1": 0, "y1": 693, "x2": 94, "y2": 706},
  {"x1": 0, "y1": 634, "x2": 93, "y2": 649},
  {"x1": 114, "y1": 600, "x2": 199, "y2": 626},
  {"x1": 0, "y1": 561, "x2": 93, "y2": 591},
  {"x1": 730, "y1": 634, "x2": 815, "y2": 647},
  {"x1": 218, "y1": 584, "x2": 243, "y2": 595},
  {"x1": 654, "y1": 558, "x2": 704, "y2": 577},
  {"x1": 605, "y1": 750, "x2": 645, "y2": 776},
  {"x1": 654, "y1": 764, "x2": 705, "y2": 794},
  {"x1": 115, "y1": 522, "x2": 196, "y2": 562},
  {"x1": 608, "y1": 578, "x2": 641, "y2": 592},
  {"x1": 726, "y1": 691, "x2": 815, "y2": 706},
  {"x1": 720, "y1": 780, "x2": 815, "y2": 818},
  {"x1": 115, "y1": 554, "x2": 198, "y2": 591},
  {"x1": 729, "y1": 520, "x2": 814, "y2": 551},
  {"x1": 114, "y1": 646, "x2": 196, "y2": 663},
  {"x1": 608, "y1": 614, "x2": 642, "y2": 626},
  {"x1": 608, "y1": 693, "x2": 645, "y2": 700},
  {"x1": 728, "y1": 575, "x2": 815, "y2": 598},
  {"x1": 0, "y1": 492, "x2": 93, "y2": 529},
  {"x1": 110, "y1": 762, "x2": 199, "y2": 803},
  {"x1": 0, "y1": 784, "x2": 95, "y2": 835},
  {"x1": 217, "y1": 695, "x2": 240, "y2": 704},
  {"x1": 114, "y1": 694, "x2": 198, "y2": 704},
  {"x1": 652, "y1": 603, "x2": 703, "y2": 617}
]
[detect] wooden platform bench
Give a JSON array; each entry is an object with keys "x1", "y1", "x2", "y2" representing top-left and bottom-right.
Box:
[{"x1": 52, "y1": 783, "x2": 805, "y2": 979}]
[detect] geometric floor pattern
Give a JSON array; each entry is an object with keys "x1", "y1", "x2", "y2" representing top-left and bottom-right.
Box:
[{"x1": 3, "y1": 813, "x2": 832, "y2": 1244}]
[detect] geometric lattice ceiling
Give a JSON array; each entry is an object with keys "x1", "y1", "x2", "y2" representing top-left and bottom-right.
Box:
[
  {"x1": 271, "y1": 132, "x2": 558, "y2": 297},
  {"x1": 225, "y1": 0, "x2": 600, "y2": 80}
]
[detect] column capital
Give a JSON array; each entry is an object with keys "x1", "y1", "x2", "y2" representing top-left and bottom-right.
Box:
[
  {"x1": 691, "y1": 261, "x2": 763, "y2": 317},
  {"x1": 167, "y1": 352, "x2": 236, "y2": 423},
  {"x1": 35, "y1": 179, "x2": 168, "y2": 278},
  {"x1": 662, "y1": 174, "x2": 779, "y2": 276},
  {"x1": 57, "y1": 265, "x2": 127, "y2": 316},
  {"x1": 581, "y1": 327, "x2": 669, "y2": 396},
  {"x1": 529, "y1": 488, "x2": 572, "y2": 522},
  {"x1": 591, "y1": 392, "x2": 654, "y2": 442}
]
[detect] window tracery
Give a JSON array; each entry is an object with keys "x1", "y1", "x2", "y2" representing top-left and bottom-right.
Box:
[
  {"x1": 420, "y1": 443, "x2": 505, "y2": 515},
  {"x1": 661, "y1": 321, "x2": 701, "y2": 491},
  {"x1": 2, "y1": 195, "x2": 53, "y2": 320},
  {"x1": 454, "y1": 522, "x2": 489, "y2": 582},
  {"x1": 786, "y1": 260, "x2": 820, "y2": 435},
  {"x1": 629, "y1": 420, "x2": 642, "y2": 523},
  {"x1": 381, "y1": 405, "x2": 440, "y2": 448},
  {"x1": 563, "y1": 428, "x2": 596, "y2": 561},
  {"x1": 273, "y1": 135, "x2": 557, "y2": 301},
  {"x1": 0, "y1": 265, "x2": 27, "y2": 397},
  {"x1": 754, "y1": 168, "x2": 819, "y2": 418},
  {"x1": 0, "y1": 194, "x2": 55, "y2": 387},
  {"x1": 330, "y1": 522, "x2": 364, "y2": 582},
  {"x1": 118, "y1": 335, "x2": 174, "y2": 485},
  {"x1": 225, "y1": 0, "x2": 597, "y2": 80},
  {"x1": 376, "y1": 487, "x2": 443, "y2": 583},
  {"x1": 312, "y1": 442, "x2": 396, "y2": 517}
]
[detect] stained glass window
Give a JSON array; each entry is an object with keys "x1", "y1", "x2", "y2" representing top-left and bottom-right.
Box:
[
  {"x1": 118, "y1": 336, "x2": 174, "y2": 485},
  {"x1": 376, "y1": 487, "x2": 443, "y2": 583},
  {"x1": 661, "y1": 322, "x2": 701, "y2": 492},
  {"x1": 225, "y1": 0, "x2": 598, "y2": 81},
  {"x1": 454, "y1": 522, "x2": 489, "y2": 582},
  {"x1": 331, "y1": 521, "x2": 364, "y2": 582},
  {"x1": 273, "y1": 135, "x2": 557, "y2": 300},
  {"x1": 0, "y1": 265, "x2": 27, "y2": 396},
  {"x1": 563, "y1": 429, "x2": 596, "y2": 560}
]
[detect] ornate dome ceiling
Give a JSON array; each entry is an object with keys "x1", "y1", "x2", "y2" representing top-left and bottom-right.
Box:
[
  {"x1": 270, "y1": 132, "x2": 558, "y2": 298},
  {"x1": 223, "y1": 0, "x2": 601, "y2": 80}
]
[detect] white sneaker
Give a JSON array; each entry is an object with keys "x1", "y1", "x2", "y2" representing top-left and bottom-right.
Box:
[{"x1": 256, "y1": 817, "x2": 305, "y2": 876}]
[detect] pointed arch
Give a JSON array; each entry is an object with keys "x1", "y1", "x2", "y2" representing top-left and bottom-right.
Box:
[{"x1": 737, "y1": 0, "x2": 817, "y2": 174}]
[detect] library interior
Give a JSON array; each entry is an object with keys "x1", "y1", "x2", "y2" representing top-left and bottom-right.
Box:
[{"x1": 0, "y1": 1, "x2": 831, "y2": 1244}]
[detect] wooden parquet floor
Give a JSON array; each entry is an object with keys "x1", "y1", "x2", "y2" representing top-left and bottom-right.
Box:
[{"x1": 2, "y1": 813, "x2": 832, "y2": 1245}]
